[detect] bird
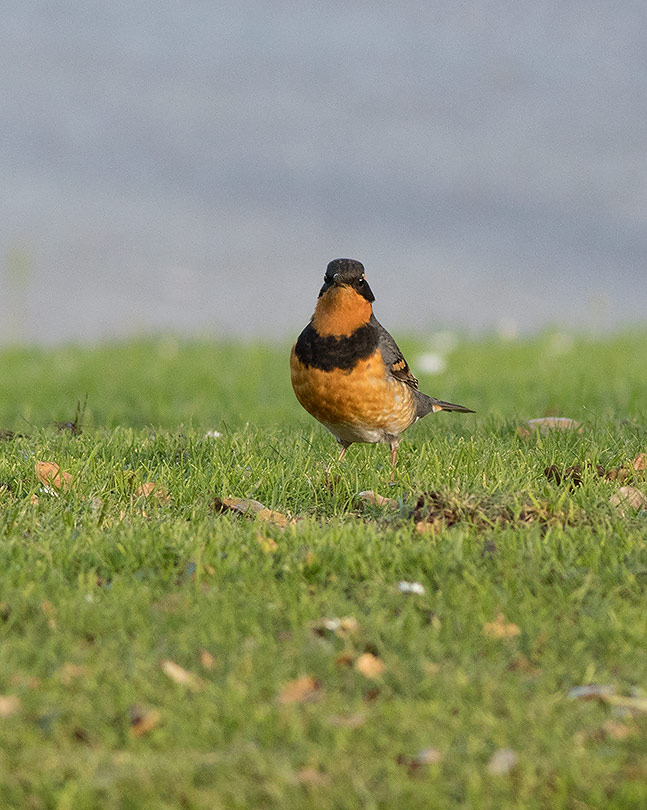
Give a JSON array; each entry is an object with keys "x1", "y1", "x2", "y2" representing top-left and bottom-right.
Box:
[{"x1": 290, "y1": 258, "x2": 474, "y2": 466}]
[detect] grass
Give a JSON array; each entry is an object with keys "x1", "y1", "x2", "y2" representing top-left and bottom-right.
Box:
[{"x1": 0, "y1": 330, "x2": 646, "y2": 809}]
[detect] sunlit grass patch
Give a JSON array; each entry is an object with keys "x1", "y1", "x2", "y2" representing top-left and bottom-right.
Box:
[{"x1": 0, "y1": 332, "x2": 646, "y2": 809}]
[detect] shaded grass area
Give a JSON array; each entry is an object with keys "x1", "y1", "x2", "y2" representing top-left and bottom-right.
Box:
[{"x1": 0, "y1": 332, "x2": 646, "y2": 809}]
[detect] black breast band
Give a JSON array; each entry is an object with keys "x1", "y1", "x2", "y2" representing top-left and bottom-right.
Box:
[{"x1": 294, "y1": 322, "x2": 378, "y2": 371}]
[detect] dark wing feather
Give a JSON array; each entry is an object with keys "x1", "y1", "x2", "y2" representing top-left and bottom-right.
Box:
[{"x1": 371, "y1": 315, "x2": 419, "y2": 389}]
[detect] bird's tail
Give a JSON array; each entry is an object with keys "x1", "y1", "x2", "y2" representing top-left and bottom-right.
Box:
[{"x1": 415, "y1": 392, "x2": 475, "y2": 418}]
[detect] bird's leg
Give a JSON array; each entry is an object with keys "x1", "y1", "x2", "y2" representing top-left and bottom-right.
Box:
[
  {"x1": 338, "y1": 441, "x2": 351, "y2": 462},
  {"x1": 389, "y1": 439, "x2": 400, "y2": 478}
]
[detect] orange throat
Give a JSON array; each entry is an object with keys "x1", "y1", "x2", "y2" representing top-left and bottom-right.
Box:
[{"x1": 311, "y1": 286, "x2": 373, "y2": 337}]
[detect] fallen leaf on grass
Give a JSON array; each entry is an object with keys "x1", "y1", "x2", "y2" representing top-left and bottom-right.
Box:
[
  {"x1": 35, "y1": 461, "x2": 73, "y2": 492},
  {"x1": 213, "y1": 497, "x2": 291, "y2": 527},
  {"x1": 507, "y1": 654, "x2": 540, "y2": 676},
  {"x1": 134, "y1": 483, "x2": 171, "y2": 505},
  {"x1": 334, "y1": 652, "x2": 354, "y2": 669},
  {"x1": 415, "y1": 520, "x2": 437, "y2": 535},
  {"x1": 9, "y1": 673, "x2": 40, "y2": 689},
  {"x1": 357, "y1": 490, "x2": 398, "y2": 508},
  {"x1": 278, "y1": 676, "x2": 322, "y2": 704},
  {"x1": 0, "y1": 695, "x2": 20, "y2": 717},
  {"x1": 200, "y1": 650, "x2": 215, "y2": 670},
  {"x1": 130, "y1": 706, "x2": 162, "y2": 736},
  {"x1": 161, "y1": 660, "x2": 205, "y2": 692},
  {"x1": 298, "y1": 767, "x2": 329, "y2": 786},
  {"x1": 601, "y1": 719, "x2": 634, "y2": 740},
  {"x1": 610, "y1": 486, "x2": 647, "y2": 515},
  {"x1": 633, "y1": 453, "x2": 647, "y2": 472},
  {"x1": 58, "y1": 663, "x2": 86, "y2": 685},
  {"x1": 483, "y1": 614, "x2": 521, "y2": 640},
  {"x1": 41, "y1": 600, "x2": 57, "y2": 630},
  {"x1": 487, "y1": 748, "x2": 518, "y2": 775},
  {"x1": 518, "y1": 417, "x2": 582, "y2": 438},
  {"x1": 355, "y1": 653, "x2": 386, "y2": 679}
]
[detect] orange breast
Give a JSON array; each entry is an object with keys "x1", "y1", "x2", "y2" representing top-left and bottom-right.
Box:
[
  {"x1": 311, "y1": 286, "x2": 372, "y2": 337},
  {"x1": 290, "y1": 347, "x2": 417, "y2": 436}
]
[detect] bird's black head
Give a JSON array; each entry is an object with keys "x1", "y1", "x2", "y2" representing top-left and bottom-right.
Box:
[{"x1": 318, "y1": 258, "x2": 375, "y2": 302}]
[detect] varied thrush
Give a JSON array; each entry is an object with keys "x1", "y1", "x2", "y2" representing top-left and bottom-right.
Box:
[{"x1": 290, "y1": 258, "x2": 474, "y2": 465}]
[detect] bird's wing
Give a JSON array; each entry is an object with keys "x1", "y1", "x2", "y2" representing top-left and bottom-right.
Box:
[{"x1": 371, "y1": 315, "x2": 419, "y2": 389}]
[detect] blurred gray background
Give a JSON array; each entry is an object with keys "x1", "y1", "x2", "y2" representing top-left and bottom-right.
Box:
[{"x1": 2, "y1": 1, "x2": 646, "y2": 344}]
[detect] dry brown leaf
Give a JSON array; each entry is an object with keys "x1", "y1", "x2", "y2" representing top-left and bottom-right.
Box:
[
  {"x1": 610, "y1": 486, "x2": 647, "y2": 515},
  {"x1": 213, "y1": 497, "x2": 291, "y2": 527},
  {"x1": 334, "y1": 652, "x2": 354, "y2": 669},
  {"x1": 602, "y1": 719, "x2": 634, "y2": 740},
  {"x1": 41, "y1": 600, "x2": 57, "y2": 630},
  {"x1": 298, "y1": 767, "x2": 329, "y2": 786},
  {"x1": 9, "y1": 673, "x2": 40, "y2": 689},
  {"x1": 605, "y1": 466, "x2": 630, "y2": 482},
  {"x1": 483, "y1": 613, "x2": 521, "y2": 640},
  {"x1": 58, "y1": 663, "x2": 86, "y2": 685},
  {"x1": 507, "y1": 654, "x2": 540, "y2": 676},
  {"x1": 278, "y1": 676, "x2": 321, "y2": 704},
  {"x1": 213, "y1": 496, "x2": 266, "y2": 515},
  {"x1": 357, "y1": 490, "x2": 398, "y2": 508},
  {"x1": 200, "y1": 650, "x2": 215, "y2": 670},
  {"x1": 355, "y1": 652, "x2": 386, "y2": 679},
  {"x1": 0, "y1": 695, "x2": 20, "y2": 717},
  {"x1": 130, "y1": 706, "x2": 162, "y2": 736},
  {"x1": 135, "y1": 483, "x2": 171, "y2": 505},
  {"x1": 632, "y1": 453, "x2": 647, "y2": 472},
  {"x1": 35, "y1": 461, "x2": 73, "y2": 491},
  {"x1": 257, "y1": 508, "x2": 290, "y2": 527},
  {"x1": 161, "y1": 659, "x2": 205, "y2": 692}
]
